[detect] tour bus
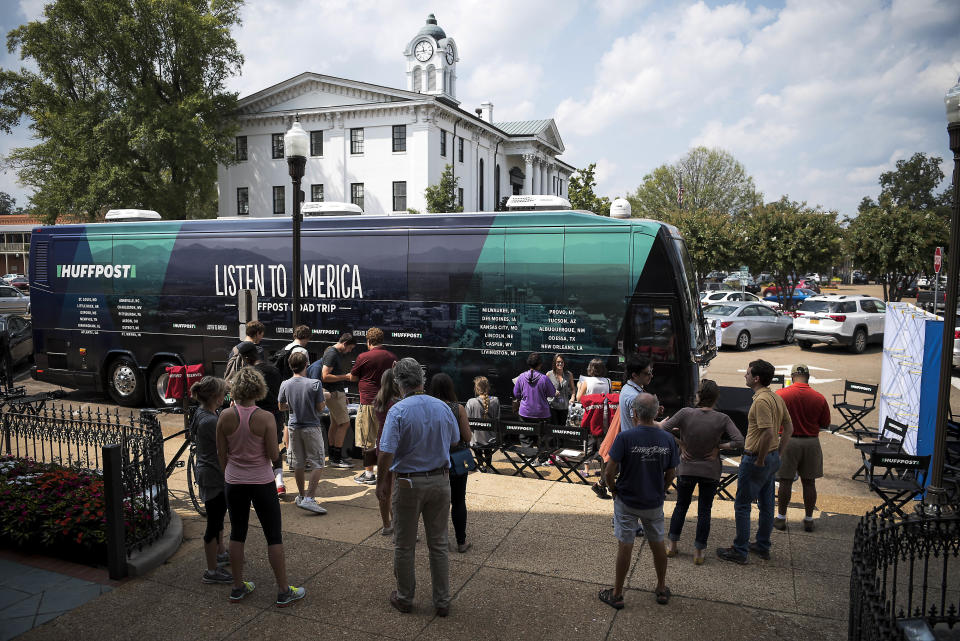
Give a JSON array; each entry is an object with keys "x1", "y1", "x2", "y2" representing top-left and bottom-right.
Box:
[{"x1": 29, "y1": 207, "x2": 714, "y2": 410}]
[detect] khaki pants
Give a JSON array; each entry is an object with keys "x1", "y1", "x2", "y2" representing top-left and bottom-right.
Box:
[{"x1": 392, "y1": 472, "x2": 451, "y2": 608}]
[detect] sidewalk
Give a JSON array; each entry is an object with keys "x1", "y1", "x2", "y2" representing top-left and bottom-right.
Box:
[{"x1": 14, "y1": 435, "x2": 875, "y2": 641}]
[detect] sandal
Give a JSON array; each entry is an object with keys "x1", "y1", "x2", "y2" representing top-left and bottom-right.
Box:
[
  {"x1": 655, "y1": 586, "x2": 671, "y2": 605},
  {"x1": 666, "y1": 548, "x2": 678, "y2": 558},
  {"x1": 598, "y1": 588, "x2": 624, "y2": 610}
]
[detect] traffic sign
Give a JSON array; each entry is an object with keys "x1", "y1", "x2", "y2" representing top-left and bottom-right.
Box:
[{"x1": 935, "y1": 247, "x2": 943, "y2": 274}]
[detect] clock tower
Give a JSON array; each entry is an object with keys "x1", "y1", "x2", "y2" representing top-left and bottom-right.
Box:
[{"x1": 404, "y1": 13, "x2": 458, "y2": 103}]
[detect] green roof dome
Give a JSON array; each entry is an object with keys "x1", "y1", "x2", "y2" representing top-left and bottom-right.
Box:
[{"x1": 417, "y1": 14, "x2": 446, "y2": 41}]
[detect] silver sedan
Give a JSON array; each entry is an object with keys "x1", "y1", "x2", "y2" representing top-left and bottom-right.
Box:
[
  {"x1": 704, "y1": 301, "x2": 794, "y2": 350},
  {"x1": 0, "y1": 285, "x2": 29, "y2": 315}
]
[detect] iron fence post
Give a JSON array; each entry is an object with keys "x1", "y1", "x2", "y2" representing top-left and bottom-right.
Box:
[{"x1": 103, "y1": 443, "x2": 127, "y2": 580}]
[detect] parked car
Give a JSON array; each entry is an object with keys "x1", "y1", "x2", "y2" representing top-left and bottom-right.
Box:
[
  {"x1": 7, "y1": 276, "x2": 29, "y2": 292},
  {"x1": 792, "y1": 294, "x2": 886, "y2": 354},
  {"x1": 1, "y1": 273, "x2": 20, "y2": 281},
  {"x1": 0, "y1": 314, "x2": 32, "y2": 386},
  {"x1": 763, "y1": 280, "x2": 819, "y2": 296},
  {"x1": 762, "y1": 287, "x2": 817, "y2": 307},
  {"x1": 804, "y1": 273, "x2": 821, "y2": 284},
  {"x1": 852, "y1": 270, "x2": 869, "y2": 285},
  {"x1": 703, "y1": 301, "x2": 794, "y2": 350},
  {"x1": 0, "y1": 286, "x2": 29, "y2": 315},
  {"x1": 700, "y1": 290, "x2": 778, "y2": 308},
  {"x1": 953, "y1": 318, "x2": 960, "y2": 369},
  {"x1": 701, "y1": 282, "x2": 735, "y2": 293}
]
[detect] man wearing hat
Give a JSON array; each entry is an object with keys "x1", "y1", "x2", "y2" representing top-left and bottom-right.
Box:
[{"x1": 774, "y1": 364, "x2": 831, "y2": 532}]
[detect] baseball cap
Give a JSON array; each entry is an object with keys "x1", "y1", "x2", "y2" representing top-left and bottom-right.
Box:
[{"x1": 791, "y1": 364, "x2": 809, "y2": 376}]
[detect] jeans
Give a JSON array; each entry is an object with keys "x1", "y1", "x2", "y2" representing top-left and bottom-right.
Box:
[
  {"x1": 733, "y1": 452, "x2": 781, "y2": 557},
  {"x1": 668, "y1": 475, "x2": 719, "y2": 550},
  {"x1": 392, "y1": 472, "x2": 452, "y2": 608},
  {"x1": 449, "y1": 471, "x2": 468, "y2": 545}
]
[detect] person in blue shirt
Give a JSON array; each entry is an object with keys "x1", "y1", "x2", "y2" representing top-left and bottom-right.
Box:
[
  {"x1": 618, "y1": 356, "x2": 654, "y2": 432},
  {"x1": 599, "y1": 392, "x2": 679, "y2": 610},
  {"x1": 376, "y1": 358, "x2": 460, "y2": 618}
]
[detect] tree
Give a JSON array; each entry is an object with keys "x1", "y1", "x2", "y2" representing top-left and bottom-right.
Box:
[
  {"x1": 0, "y1": 0, "x2": 244, "y2": 223},
  {"x1": 738, "y1": 197, "x2": 843, "y2": 309},
  {"x1": 846, "y1": 204, "x2": 946, "y2": 301},
  {"x1": 0, "y1": 192, "x2": 14, "y2": 215},
  {"x1": 627, "y1": 146, "x2": 761, "y2": 219},
  {"x1": 660, "y1": 207, "x2": 738, "y2": 281},
  {"x1": 424, "y1": 164, "x2": 462, "y2": 213},
  {"x1": 874, "y1": 152, "x2": 949, "y2": 213},
  {"x1": 567, "y1": 163, "x2": 610, "y2": 216}
]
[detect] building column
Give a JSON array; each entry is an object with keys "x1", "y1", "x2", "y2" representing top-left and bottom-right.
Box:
[{"x1": 523, "y1": 154, "x2": 534, "y2": 195}]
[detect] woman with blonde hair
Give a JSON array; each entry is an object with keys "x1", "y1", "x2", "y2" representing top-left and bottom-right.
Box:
[
  {"x1": 466, "y1": 376, "x2": 500, "y2": 469},
  {"x1": 217, "y1": 366, "x2": 305, "y2": 607},
  {"x1": 191, "y1": 375, "x2": 231, "y2": 585},
  {"x1": 373, "y1": 368, "x2": 401, "y2": 535}
]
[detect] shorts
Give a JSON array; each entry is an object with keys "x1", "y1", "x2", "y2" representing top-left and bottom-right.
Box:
[
  {"x1": 356, "y1": 404, "x2": 379, "y2": 450},
  {"x1": 288, "y1": 425, "x2": 326, "y2": 471},
  {"x1": 327, "y1": 391, "x2": 350, "y2": 425},
  {"x1": 777, "y1": 437, "x2": 823, "y2": 480},
  {"x1": 613, "y1": 497, "x2": 665, "y2": 544}
]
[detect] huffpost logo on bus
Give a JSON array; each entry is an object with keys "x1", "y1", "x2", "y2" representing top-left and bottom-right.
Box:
[{"x1": 57, "y1": 264, "x2": 137, "y2": 278}]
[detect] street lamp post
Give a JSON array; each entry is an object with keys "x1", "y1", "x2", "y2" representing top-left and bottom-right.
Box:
[
  {"x1": 284, "y1": 116, "x2": 309, "y2": 330},
  {"x1": 930, "y1": 76, "x2": 960, "y2": 507}
]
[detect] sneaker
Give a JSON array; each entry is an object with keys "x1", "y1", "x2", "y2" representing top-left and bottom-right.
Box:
[
  {"x1": 216, "y1": 552, "x2": 230, "y2": 567},
  {"x1": 294, "y1": 495, "x2": 304, "y2": 508},
  {"x1": 229, "y1": 580, "x2": 255, "y2": 602},
  {"x1": 592, "y1": 483, "x2": 611, "y2": 500},
  {"x1": 354, "y1": 472, "x2": 376, "y2": 485},
  {"x1": 276, "y1": 585, "x2": 306, "y2": 607},
  {"x1": 803, "y1": 519, "x2": 815, "y2": 532},
  {"x1": 716, "y1": 547, "x2": 749, "y2": 565},
  {"x1": 298, "y1": 496, "x2": 327, "y2": 514},
  {"x1": 277, "y1": 484, "x2": 286, "y2": 498},
  {"x1": 202, "y1": 567, "x2": 233, "y2": 584},
  {"x1": 330, "y1": 459, "x2": 354, "y2": 469},
  {"x1": 748, "y1": 542, "x2": 771, "y2": 560},
  {"x1": 773, "y1": 517, "x2": 787, "y2": 531}
]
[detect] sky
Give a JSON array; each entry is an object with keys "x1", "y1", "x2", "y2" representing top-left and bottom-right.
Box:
[{"x1": 0, "y1": 0, "x2": 958, "y2": 218}]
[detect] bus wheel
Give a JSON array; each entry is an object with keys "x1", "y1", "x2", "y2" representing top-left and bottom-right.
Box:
[
  {"x1": 107, "y1": 356, "x2": 145, "y2": 407},
  {"x1": 148, "y1": 361, "x2": 180, "y2": 408},
  {"x1": 736, "y1": 331, "x2": 751, "y2": 351}
]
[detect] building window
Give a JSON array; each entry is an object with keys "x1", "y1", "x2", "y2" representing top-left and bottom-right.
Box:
[
  {"x1": 458, "y1": 137, "x2": 463, "y2": 162},
  {"x1": 351, "y1": 183, "x2": 364, "y2": 210},
  {"x1": 310, "y1": 184, "x2": 324, "y2": 202},
  {"x1": 273, "y1": 186, "x2": 285, "y2": 215},
  {"x1": 310, "y1": 130, "x2": 323, "y2": 157},
  {"x1": 350, "y1": 128, "x2": 364, "y2": 154},
  {"x1": 235, "y1": 136, "x2": 247, "y2": 161},
  {"x1": 457, "y1": 187, "x2": 464, "y2": 208},
  {"x1": 495, "y1": 163, "x2": 501, "y2": 207},
  {"x1": 440, "y1": 130, "x2": 446, "y2": 156},
  {"x1": 392, "y1": 125, "x2": 407, "y2": 152},
  {"x1": 237, "y1": 188, "x2": 249, "y2": 215},
  {"x1": 413, "y1": 67, "x2": 422, "y2": 92},
  {"x1": 271, "y1": 133, "x2": 284, "y2": 159},
  {"x1": 479, "y1": 158, "x2": 484, "y2": 210},
  {"x1": 392, "y1": 181, "x2": 407, "y2": 212},
  {"x1": 427, "y1": 64, "x2": 436, "y2": 91}
]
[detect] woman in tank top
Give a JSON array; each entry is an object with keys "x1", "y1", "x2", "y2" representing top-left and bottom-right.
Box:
[
  {"x1": 546, "y1": 353, "x2": 576, "y2": 426},
  {"x1": 217, "y1": 366, "x2": 305, "y2": 607},
  {"x1": 575, "y1": 358, "x2": 612, "y2": 402},
  {"x1": 466, "y1": 376, "x2": 500, "y2": 470}
]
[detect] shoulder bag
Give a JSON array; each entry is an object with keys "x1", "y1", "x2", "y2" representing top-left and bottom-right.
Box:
[{"x1": 448, "y1": 402, "x2": 477, "y2": 475}]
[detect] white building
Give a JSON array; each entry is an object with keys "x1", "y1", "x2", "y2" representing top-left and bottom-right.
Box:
[{"x1": 216, "y1": 14, "x2": 573, "y2": 217}]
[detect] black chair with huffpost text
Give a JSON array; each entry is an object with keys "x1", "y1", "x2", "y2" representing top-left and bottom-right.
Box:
[
  {"x1": 542, "y1": 422, "x2": 594, "y2": 484},
  {"x1": 468, "y1": 417, "x2": 501, "y2": 474},
  {"x1": 831, "y1": 380, "x2": 879, "y2": 437},
  {"x1": 866, "y1": 451, "x2": 931, "y2": 518},
  {"x1": 853, "y1": 416, "x2": 909, "y2": 481},
  {"x1": 499, "y1": 419, "x2": 545, "y2": 480}
]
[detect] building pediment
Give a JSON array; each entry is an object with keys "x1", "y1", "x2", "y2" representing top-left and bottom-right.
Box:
[
  {"x1": 236, "y1": 72, "x2": 423, "y2": 115},
  {"x1": 497, "y1": 119, "x2": 565, "y2": 153}
]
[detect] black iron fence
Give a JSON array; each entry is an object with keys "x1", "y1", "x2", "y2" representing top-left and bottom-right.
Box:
[
  {"x1": 849, "y1": 508, "x2": 960, "y2": 640},
  {"x1": 1, "y1": 400, "x2": 171, "y2": 559}
]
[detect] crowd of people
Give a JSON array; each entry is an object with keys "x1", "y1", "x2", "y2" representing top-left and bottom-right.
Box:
[{"x1": 190, "y1": 320, "x2": 832, "y2": 614}]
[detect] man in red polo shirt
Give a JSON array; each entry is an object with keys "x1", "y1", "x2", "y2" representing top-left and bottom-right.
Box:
[
  {"x1": 774, "y1": 364, "x2": 831, "y2": 532},
  {"x1": 349, "y1": 327, "x2": 397, "y2": 486}
]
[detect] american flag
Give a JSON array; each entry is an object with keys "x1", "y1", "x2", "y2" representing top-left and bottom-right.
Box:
[{"x1": 677, "y1": 175, "x2": 684, "y2": 208}]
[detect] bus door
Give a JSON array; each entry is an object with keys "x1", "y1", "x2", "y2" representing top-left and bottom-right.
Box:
[{"x1": 623, "y1": 297, "x2": 689, "y2": 413}]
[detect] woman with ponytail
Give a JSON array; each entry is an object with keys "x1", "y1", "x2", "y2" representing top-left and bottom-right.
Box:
[
  {"x1": 466, "y1": 376, "x2": 500, "y2": 469},
  {"x1": 191, "y1": 375, "x2": 232, "y2": 585}
]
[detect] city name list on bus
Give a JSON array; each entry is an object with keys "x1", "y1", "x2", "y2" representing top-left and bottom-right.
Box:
[
  {"x1": 479, "y1": 306, "x2": 520, "y2": 350},
  {"x1": 214, "y1": 263, "x2": 364, "y2": 299},
  {"x1": 539, "y1": 307, "x2": 587, "y2": 352}
]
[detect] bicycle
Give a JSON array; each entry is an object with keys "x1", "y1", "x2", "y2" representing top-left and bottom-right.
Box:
[{"x1": 142, "y1": 405, "x2": 205, "y2": 517}]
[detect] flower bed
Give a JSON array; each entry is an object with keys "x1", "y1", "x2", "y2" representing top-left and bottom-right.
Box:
[{"x1": 0, "y1": 456, "x2": 159, "y2": 565}]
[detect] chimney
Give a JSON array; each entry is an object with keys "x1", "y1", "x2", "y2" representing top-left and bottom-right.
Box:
[{"x1": 480, "y1": 101, "x2": 493, "y2": 123}]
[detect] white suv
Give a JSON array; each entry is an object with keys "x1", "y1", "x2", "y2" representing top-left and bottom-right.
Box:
[{"x1": 792, "y1": 294, "x2": 886, "y2": 354}]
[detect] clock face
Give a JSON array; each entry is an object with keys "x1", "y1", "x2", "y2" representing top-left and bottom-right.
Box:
[
  {"x1": 445, "y1": 43, "x2": 455, "y2": 64},
  {"x1": 415, "y1": 41, "x2": 433, "y2": 62}
]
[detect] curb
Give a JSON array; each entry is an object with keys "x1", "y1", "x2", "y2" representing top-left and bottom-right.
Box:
[{"x1": 125, "y1": 512, "x2": 183, "y2": 578}]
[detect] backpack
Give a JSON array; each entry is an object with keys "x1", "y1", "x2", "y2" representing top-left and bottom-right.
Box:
[
  {"x1": 224, "y1": 345, "x2": 244, "y2": 381},
  {"x1": 271, "y1": 348, "x2": 293, "y2": 380}
]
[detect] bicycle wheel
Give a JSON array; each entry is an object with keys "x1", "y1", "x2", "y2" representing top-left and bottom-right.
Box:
[{"x1": 187, "y1": 447, "x2": 207, "y2": 517}]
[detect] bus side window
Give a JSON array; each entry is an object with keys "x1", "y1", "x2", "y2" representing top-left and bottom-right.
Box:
[{"x1": 630, "y1": 304, "x2": 676, "y2": 362}]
